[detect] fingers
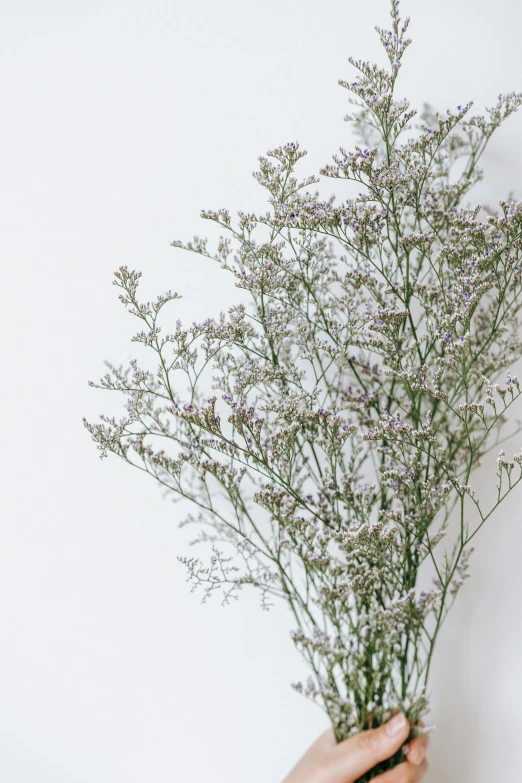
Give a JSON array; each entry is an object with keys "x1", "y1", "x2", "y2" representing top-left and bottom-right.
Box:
[
  {"x1": 330, "y1": 713, "x2": 410, "y2": 781},
  {"x1": 311, "y1": 728, "x2": 338, "y2": 752},
  {"x1": 373, "y1": 758, "x2": 428, "y2": 782},
  {"x1": 404, "y1": 732, "x2": 429, "y2": 767}
]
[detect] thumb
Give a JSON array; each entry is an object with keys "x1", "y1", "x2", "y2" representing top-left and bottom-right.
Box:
[{"x1": 330, "y1": 713, "x2": 410, "y2": 782}]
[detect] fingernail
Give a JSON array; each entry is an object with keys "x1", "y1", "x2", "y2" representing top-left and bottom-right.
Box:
[
  {"x1": 408, "y1": 746, "x2": 425, "y2": 766},
  {"x1": 385, "y1": 713, "x2": 408, "y2": 737}
]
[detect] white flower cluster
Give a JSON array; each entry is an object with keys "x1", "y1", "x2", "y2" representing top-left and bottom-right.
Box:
[{"x1": 85, "y1": 2, "x2": 522, "y2": 780}]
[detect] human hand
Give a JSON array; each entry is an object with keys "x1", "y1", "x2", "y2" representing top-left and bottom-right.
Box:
[{"x1": 282, "y1": 713, "x2": 429, "y2": 783}]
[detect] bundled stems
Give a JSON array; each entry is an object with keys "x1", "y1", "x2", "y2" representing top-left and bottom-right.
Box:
[{"x1": 85, "y1": 2, "x2": 522, "y2": 779}]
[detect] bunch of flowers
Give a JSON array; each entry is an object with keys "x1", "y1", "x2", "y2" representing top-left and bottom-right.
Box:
[{"x1": 84, "y1": 2, "x2": 522, "y2": 779}]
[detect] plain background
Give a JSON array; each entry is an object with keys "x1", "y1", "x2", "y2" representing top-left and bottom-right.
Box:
[{"x1": 2, "y1": 0, "x2": 522, "y2": 780}]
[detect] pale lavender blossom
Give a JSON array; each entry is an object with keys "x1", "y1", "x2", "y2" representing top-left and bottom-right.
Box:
[{"x1": 84, "y1": 2, "x2": 522, "y2": 781}]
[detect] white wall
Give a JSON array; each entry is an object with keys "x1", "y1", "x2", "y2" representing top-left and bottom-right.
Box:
[{"x1": 2, "y1": 1, "x2": 522, "y2": 780}]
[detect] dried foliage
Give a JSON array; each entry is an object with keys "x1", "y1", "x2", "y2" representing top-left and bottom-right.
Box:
[{"x1": 85, "y1": 2, "x2": 522, "y2": 779}]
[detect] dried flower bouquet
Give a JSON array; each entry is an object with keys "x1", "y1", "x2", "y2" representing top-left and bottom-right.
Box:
[{"x1": 85, "y1": 2, "x2": 522, "y2": 779}]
